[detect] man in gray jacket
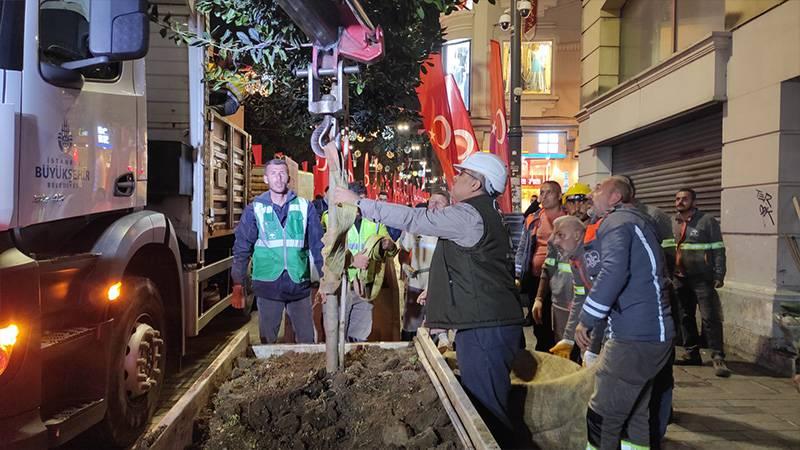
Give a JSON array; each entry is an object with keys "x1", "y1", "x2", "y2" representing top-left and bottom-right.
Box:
[
  {"x1": 334, "y1": 153, "x2": 525, "y2": 446},
  {"x1": 574, "y1": 176, "x2": 675, "y2": 450}
]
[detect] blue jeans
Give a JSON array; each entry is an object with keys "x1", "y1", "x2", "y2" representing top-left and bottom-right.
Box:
[{"x1": 257, "y1": 296, "x2": 314, "y2": 344}]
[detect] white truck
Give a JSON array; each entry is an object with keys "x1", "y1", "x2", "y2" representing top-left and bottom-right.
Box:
[{"x1": 0, "y1": 0, "x2": 255, "y2": 447}]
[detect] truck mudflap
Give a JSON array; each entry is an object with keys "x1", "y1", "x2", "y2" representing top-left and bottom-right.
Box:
[{"x1": 0, "y1": 408, "x2": 48, "y2": 449}]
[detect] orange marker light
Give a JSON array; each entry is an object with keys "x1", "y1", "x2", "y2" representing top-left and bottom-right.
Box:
[
  {"x1": 0, "y1": 324, "x2": 18, "y2": 347},
  {"x1": 107, "y1": 282, "x2": 122, "y2": 301},
  {"x1": 0, "y1": 324, "x2": 19, "y2": 376}
]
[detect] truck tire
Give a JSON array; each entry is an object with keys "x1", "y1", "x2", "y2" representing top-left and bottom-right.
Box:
[{"x1": 97, "y1": 277, "x2": 167, "y2": 447}]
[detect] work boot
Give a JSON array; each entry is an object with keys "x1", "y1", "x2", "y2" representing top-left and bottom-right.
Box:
[
  {"x1": 675, "y1": 350, "x2": 702, "y2": 366},
  {"x1": 712, "y1": 357, "x2": 732, "y2": 378}
]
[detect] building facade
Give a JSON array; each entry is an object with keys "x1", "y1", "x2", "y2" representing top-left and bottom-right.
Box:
[
  {"x1": 440, "y1": 0, "x2": 583, "y2": 211},
  {"x1": 578, "y1": 0, "x2": 800, "y2": 372}
]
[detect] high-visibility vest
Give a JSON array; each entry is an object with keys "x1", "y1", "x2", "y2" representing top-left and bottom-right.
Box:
[
  {"x1": 346, "y1": 219, "x2": 382, "y2": 281},
  {"x1": 252, "y1": 197, "x2": 310, "y2": 283}
]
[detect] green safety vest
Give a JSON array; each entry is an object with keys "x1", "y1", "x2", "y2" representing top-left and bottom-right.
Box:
[
  {"x1": 346, "y1": 219, "x2": 384, "y2": 281},
  {"x1": 252, "y1": 197, "x2": 310, "y2": 283}
]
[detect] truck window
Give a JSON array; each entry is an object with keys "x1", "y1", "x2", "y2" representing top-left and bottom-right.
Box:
[
  {"x1": 0, "y1": 0, "x2": 25, "y2": 70},
  {"x1": 39, "y1": 0, "x2": 121, "y2": 81}
]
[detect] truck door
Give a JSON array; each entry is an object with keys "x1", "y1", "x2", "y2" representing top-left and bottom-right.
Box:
[{"x1": 18, "y1": 0, "x2": 143, "y2": 228}]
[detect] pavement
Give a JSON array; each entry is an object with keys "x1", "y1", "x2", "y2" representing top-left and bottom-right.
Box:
[{"x1": 664, "y1": 350, "x2": 800, "y2": 449}]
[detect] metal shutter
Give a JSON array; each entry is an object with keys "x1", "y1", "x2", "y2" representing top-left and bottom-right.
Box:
[{"x1": 612, "y1": 109, "x2": 722, "y2": 218}]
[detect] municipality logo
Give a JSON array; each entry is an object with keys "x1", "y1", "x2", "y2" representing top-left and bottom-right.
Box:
[{"x1": 57, "y1": 119, "x2": 73, "y2": 154}]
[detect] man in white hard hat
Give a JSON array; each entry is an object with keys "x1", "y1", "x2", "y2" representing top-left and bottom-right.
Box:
[{"x1": 334, "y1": 152, "x2": 526, "y2": 445}]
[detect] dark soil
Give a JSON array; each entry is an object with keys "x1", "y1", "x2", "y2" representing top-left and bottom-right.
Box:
[{"x1": 193, "y1": 346, "x2": 460, "y2": 449}]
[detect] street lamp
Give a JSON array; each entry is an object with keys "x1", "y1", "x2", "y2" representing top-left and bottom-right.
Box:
[{"x1": 498, "y1": 0, "x2": 533, "y2": 212}]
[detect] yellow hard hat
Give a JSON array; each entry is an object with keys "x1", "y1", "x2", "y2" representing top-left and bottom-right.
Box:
[{"x1": 562, "y1": 182, "x2": 592, "y2": 204}]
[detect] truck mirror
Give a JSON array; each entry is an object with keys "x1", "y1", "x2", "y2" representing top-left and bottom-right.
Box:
[{"x1": 61, "y1": 0, "x2": 149, "y2": 71}]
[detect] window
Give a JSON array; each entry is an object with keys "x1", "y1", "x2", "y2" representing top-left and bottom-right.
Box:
[
  {"x1": 619, "y1": 0, "x2": 725, "y2": 81},
  {"x1": 502, "y1": 41, "x2": 553, "y2": 95},
  {"x1": 538, "y1": 132, "x2": 560, "y2": 154},
  {"x1": 39, "y1": 0, "x2": 121, "y2": 81},
  {"x1": 0, "y1": 0, "x2": 25, "y2": 70},
  {"x1": 619, "y1": 0, "x2": 674, "y2": 81},
  {"x1": 442, "y1": 39, "x2": 471, "y2": 110}
]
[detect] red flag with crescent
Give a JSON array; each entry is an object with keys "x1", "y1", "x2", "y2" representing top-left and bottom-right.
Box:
[
  {"x1": 489, "y1": 40, "x2": 512, "y2": 213},
  {"x1": 416, "y1": 53, "x2": 457, "y2": 187},
  {"x1": 445, "y1": 74, "x2": 479, "y2": 164},
  {"x1": 363, "y1": 153, "x2": 370, "y2": 191},
  {"x1": 313, "y1": 155, "x2": 328, "y2": 197}
]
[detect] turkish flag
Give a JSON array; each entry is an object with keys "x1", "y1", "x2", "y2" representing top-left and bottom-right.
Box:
[
  {"x1": 445, "y1": 74, "x2": 479, "y2": 164},
  {"x1": 313, "y1": 155, "x2": 328, "y2": 197},
  {"x1": 364, "y1": 153, "x2": 370, "y2": 194},
  {"x1": 416, "y1": 53, "x2": 457, "y2": 187},
  {"x1": 346, "y1": 152, "x2": 354, "y2": 183},
  {"x1": 489, "y1": 40, "x2": 512, "y2": 213}
]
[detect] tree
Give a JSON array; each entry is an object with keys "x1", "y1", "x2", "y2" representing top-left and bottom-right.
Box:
[{"x1": 152, "y1": 0, "x2": 493, "y2": 165}]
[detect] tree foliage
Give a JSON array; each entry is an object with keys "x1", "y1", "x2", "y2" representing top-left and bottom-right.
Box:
[{"x1": 151, "y1": 0, "x2": 493, "y2": 164}]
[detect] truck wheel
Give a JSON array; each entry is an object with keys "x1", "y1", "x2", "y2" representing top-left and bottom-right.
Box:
[{"x1": 98, "y1": 277, "x2": 166, "y2": 447}]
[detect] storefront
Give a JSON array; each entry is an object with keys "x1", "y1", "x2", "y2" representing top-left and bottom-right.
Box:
[{"x1": 519, "y1": 130, "x2": 578, "y2": 212}]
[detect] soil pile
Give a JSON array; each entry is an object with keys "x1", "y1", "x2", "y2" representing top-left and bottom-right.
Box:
[{"x1": 194, "y1": 346, "x2": 460, "y2": 449}]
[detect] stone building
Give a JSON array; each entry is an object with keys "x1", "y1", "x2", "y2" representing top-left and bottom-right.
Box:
[
  {"x1": 578, "y1": 0, "x2": 800, "y2": 372},
  {"x1": 440, "y1": 0, "x2": 583, "y2": 211}
]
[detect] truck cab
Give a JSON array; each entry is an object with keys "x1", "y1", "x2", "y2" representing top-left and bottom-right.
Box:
[{"x1": 0, "y1": 1, "x2": 252, "y2": 447}]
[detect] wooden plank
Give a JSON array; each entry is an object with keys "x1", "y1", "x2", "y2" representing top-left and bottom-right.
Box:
[
  {"x1": 416, "y1": 328, "x2": 499, "y2": 450},
  {"x1": 414, "y1": 339, "x2": 474, "y2": 450},
  {"x1": 137, "y1": 329, "x2": 249, "y2": 450}
]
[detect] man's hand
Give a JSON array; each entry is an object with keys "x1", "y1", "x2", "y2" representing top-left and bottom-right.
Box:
[
  {"x1": 381, "y1": 237, "x2": 396, "y2": 251},
  {"x1": 333, "y1": 187, "x2": 361, "y2": 205},
  {"x1": 575, "y1": 322, "x2": 592, "y2": 350},
  {"x1": 231, "y1": 285, "x2": 245, "y2": 309},
  {"x1": 714, "y1": 280, "x2": 724, "y2": 289},
  {"x1": 515, "y1": 278, "x2": 521, "y2": 289},
  {"x1": 314, "y1": 290, "x2": 326, "y2": 305},
  {"x1": 352, "y1": 252, "x2": 370, "y2": 269},
  {"x1": 532, "y1": 297, "x2": 544, "y2": 325},
  {"x1": 417, "y1": 289, "x2": 428, "y2": 305}
]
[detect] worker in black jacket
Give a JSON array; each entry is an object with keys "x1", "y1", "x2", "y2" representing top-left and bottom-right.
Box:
[{"x1": 671, "y1": 188, "x2": 730, "y2": 377}]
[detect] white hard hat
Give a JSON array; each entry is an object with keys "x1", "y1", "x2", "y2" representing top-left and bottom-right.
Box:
[{"x1": 453, "y1": 152, "x2": 508, "y2": 196}]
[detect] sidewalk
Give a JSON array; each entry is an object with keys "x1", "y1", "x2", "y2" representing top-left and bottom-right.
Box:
[{"x1": 664, "y1": 350, "x2": 800, "y2": 449}]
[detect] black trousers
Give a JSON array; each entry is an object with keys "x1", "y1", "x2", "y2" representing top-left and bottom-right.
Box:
[
  {"x1": 676, "y1": 276, "x2": 725, "y2": 358},
  {"x1": 524, "y1": 276, "x2": 554, "y2": 351}
]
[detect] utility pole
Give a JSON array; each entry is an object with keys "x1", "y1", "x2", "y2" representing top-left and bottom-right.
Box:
[{"x1": 508, "y1": 0, "x2": 523, "y2": 212}]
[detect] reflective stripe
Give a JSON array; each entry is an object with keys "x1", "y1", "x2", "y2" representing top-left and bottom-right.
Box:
[
  {"x1": 558, "y1": 262, "x2": 572, "y2": 273},
  {"x1": 585, "y1": 297, "x2": 610, "y2": 312},
  {"x1": 634, "y1": 225, "x2": 665, "y2": 342},
  {"x1": 678, "y1": 241, "x2": 725, "y2": 250},
  {"x1": 544, "y1": 257, "x2": 556, "y2": 267},
  {"x1": 661, "y1": 238, "x2": 676, "y2": 248},
  {"x1": 574, "y1": 285, "x2": 586, "y2": 295},
  {"x1": 262, "y1": 239, "x2": 304, "y2": 248},
  {"x1": 583, "y1": 303, "x2": 606, "y2": 319},
  {"x1": 621, "y1": 440, "x2": 649, "y2": 450}
]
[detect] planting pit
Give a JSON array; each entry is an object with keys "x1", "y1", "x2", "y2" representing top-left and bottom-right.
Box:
[{"x1": 192, "y1": 346, "x2": 461, "y2": 449}]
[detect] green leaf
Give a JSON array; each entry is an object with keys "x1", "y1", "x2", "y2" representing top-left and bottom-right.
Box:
[{"x1": 236, "y1": 31, "x2": 253, "y2": 46}]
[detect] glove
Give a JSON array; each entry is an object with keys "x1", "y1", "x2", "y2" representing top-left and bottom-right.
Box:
[
  {"x1": 549, "y1": 339, "x2": 574, "y2": 359},
  {"x1": 583, "y1": 351, "x2": 599, "y2": 368}
]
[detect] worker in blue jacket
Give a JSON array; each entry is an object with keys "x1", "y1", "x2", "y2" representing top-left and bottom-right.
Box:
[
  {"x1": 231, "y1": 159, "x2": 324, "y2": 344},
  {"x1": 575, "y1": 176, "x2": 675, "y2": 450}
]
